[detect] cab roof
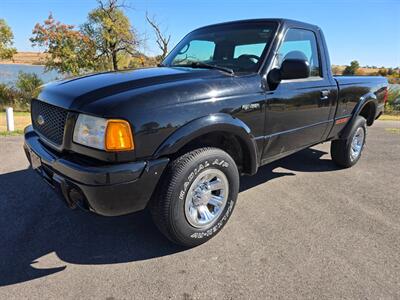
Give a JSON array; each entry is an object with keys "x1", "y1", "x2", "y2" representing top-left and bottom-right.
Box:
[{"x1": 196, "y1": 18, "x2": 320, "y2": 32}]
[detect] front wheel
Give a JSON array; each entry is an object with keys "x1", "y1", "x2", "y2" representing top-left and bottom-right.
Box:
[
  {"x1": 331, "y1": 116, "x2": 367, "y2": 168},
  {"x1": 150, "y1": 147, "x2": 239, "y2": 247}
]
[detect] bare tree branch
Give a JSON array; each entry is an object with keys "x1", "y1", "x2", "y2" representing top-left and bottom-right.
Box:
[{"x1": 146, "y1": 12, "x2": 171, "y2": 61}]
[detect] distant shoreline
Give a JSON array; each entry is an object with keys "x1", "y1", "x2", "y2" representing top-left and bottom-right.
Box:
[{"x1": 0, "y1": 62, "x2": 45, "y2": 66}]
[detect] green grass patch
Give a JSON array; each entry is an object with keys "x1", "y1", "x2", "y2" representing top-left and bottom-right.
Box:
[{"x1": 0, "y1": 129, "x2": 25, "y2": 136}]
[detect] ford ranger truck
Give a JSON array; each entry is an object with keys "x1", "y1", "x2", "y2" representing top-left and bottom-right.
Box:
[{"x1": 24, "y1": 19, "x2": 388, "y2": 247}]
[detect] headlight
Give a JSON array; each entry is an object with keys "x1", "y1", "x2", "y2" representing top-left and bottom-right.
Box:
[{"x1": 73, "y1": 114, "x2": 134, "y2": 151}]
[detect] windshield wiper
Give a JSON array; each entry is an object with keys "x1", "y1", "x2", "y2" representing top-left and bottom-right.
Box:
[{"x1": 172, "y1": 62, "x2": 234, "y2": 75}]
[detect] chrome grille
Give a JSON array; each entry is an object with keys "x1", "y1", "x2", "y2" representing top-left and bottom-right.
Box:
[{"x1": 31, "y1": 100, "x2": 68, "y2": 146}]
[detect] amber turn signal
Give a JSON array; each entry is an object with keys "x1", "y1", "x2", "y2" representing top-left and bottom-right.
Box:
[{"x1": 105, "y1": 120, "x2": 134, "y2": 151}]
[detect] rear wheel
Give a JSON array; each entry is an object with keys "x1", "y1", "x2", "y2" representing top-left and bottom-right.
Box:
[
  {"x1": 150, "y1": 147, "x2": 239, "y2": 247},
  {"x1": 331, "y1": 116, "x2": 367, "y2": 168}
]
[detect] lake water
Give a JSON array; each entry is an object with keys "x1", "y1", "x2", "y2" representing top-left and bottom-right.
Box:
[{"x1": 0, "y1": 64, "x2": 60, "y2": 85}]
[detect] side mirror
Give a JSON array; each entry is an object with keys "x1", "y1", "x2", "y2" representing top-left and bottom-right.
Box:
[
  {"x1": 280, "y1": 59, "x2": 310, "y2": 80},
  {"x1": 267, "y1": 59, "x2": 310, "y2": 88}
]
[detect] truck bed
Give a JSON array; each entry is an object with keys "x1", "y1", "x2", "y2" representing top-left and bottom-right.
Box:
[{"x1": 333, "y1": 75, "x2": 387, "y2": 125}]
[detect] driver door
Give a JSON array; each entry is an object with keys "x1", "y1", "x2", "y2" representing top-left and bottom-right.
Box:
[{"x1": 262, "y1": 28, "x2": 336, "y2": 161}]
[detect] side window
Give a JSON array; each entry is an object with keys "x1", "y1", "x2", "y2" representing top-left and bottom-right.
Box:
[
  {"x1": 171, "y1": 40, "x2": 215, "y2": 65},
  {"x1": 276, "y1": 28, "x2": 321, "y2": 77},
  {"x1": 234, "y1": 43, "x2": 266, "y2": 58}
]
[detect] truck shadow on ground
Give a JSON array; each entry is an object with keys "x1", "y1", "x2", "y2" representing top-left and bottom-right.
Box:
[
  {"x1": 0, "y1": 147, "x2": 337, "y2": 286},
  {"x1": 240, "y1": 147, "x2": 337, "y2": 192}
]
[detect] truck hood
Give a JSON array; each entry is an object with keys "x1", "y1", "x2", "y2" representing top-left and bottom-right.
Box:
[{"x1": 37, "y1": 67, "x2": 230, "y2": 112}]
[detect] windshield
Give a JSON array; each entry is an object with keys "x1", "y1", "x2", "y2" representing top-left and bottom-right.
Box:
[{"x1": 163, "y1": 22, "x2": 278, "y2": 74}]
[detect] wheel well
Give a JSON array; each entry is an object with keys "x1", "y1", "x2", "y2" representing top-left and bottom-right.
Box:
[
  {"x1": 173, "y1": 131, "x2": 252, "y2": 174},
  {"x1": 359, "y1": 101, "x2": 376, "y2": 126}
]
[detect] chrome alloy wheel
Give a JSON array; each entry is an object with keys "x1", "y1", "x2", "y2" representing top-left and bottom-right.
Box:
[
  {"x1": 350, "y1": 127, "x2": 365, "y2": 161},
  {"x1": 184, "y1": 169, "x2": 229, "y2": 229}
]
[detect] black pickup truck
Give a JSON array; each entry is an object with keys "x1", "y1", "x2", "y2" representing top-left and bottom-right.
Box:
[{"x1": 24, "y1": 19, "x2": 388, "y2": 246}]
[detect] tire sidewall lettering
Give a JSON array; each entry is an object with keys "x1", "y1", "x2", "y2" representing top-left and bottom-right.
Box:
[{"x1": 177, "y1": 156, "x2": 234, "y2": 240}]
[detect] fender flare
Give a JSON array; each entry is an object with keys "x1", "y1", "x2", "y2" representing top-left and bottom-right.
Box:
[
  {"x1": 153, "y1": 113, "x2": 259, "y2": 175},
  {"x1": 340, "y1": 92, "x2": 377, "y2": 139}
]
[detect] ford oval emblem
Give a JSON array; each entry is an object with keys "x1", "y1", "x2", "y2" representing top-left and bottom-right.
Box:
[{"x1": 37, "y1": 115, "x2": 45, "y2": 126}]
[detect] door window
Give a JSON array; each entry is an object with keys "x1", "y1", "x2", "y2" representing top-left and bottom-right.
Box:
[{"x1": 276, "y1": 28, "x2": 321, "y2": 77}]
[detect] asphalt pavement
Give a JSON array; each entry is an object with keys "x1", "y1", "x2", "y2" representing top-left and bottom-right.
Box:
[{"x1": 0, "y1": 120, "x2": 399, "y2": 299}]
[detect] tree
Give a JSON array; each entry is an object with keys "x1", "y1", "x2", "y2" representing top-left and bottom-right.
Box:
[
  {"x1": 16, "y1": 72, "x2": 43, "y2": 99},
  {"x1": 343, "y1": 60, "x2": 360, "y2": 75},
  {"x1": 82, "y1": 0, "x2": 138, "y2": 71},
  {"x1": 0, "y1": 72, "x2": 43, "y2": 111},
  {"x1": 146, "y1": 13, "x2": 171, "y2": 62},
  {"x1": 0, "y1": 19, "x2": 17, "y2": 60},
  {"x1": 378, "y1": 68, "x2": 388, "y2": 76},
  {"x1": 30, "y1": 14, "x2": 96, "y2": 75}
]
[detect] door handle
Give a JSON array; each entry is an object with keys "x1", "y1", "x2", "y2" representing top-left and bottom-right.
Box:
[{"x1": 320, "y1": 90, "x2": 330, "y2": 100}]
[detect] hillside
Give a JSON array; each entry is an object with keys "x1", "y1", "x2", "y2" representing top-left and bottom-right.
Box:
[{"x1": 0, "y1": 52, "x2": 47, "y2": 65}]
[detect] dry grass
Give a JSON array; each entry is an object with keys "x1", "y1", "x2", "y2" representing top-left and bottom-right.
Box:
[
  {"x1": 0, "y1": 52, "x2": 47, "y2": 65},
  {"x1": 0, "y1": 112, "x2": 31, "y2": 133},
  {"x1": 385, "y1": 128, "x2": 400, "y2": 134},
  {"x1": 379, "y1": 114, "x2": 400, "y2": 121}
]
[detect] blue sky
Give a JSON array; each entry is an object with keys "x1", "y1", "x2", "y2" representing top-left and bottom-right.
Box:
[{"x1": 2, "y1": 0, "x2": 400, "y2": 67}]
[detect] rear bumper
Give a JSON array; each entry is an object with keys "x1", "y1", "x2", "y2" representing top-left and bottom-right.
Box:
[{"x1": 23, "y1": 126, "x2": 169, "y2": 216}]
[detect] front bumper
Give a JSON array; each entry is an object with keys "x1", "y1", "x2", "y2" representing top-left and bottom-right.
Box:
[{"x1": 23, "y1": 126, "x2": 169, "y2": 216}]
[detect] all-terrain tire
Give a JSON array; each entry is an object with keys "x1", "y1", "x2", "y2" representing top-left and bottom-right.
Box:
[
  {"x1": 331, "y1": 116, "x2": 367, "y2": 168},
  {"x1": 150, "y1": 147, "x2": 239, "y2": 247}
]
